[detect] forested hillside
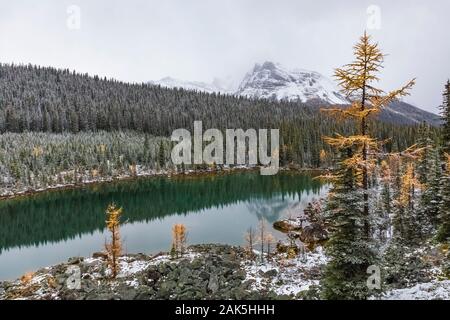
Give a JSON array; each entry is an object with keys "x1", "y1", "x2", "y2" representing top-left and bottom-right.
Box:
[
  {"x1": 0, "y1": 63, "x2": 315, "y2": 134},
  {"x1": 0, "y1": 63, "x2": 435, "y2": 195}
]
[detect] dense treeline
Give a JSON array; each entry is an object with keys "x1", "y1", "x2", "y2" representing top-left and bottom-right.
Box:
[
  {"x1": 0, "y1": 63, "x2": 430, "y2": 193},
  {"x1": 0, "y1": 132, "x2": 172, "y2": 193},
  {"x1": 0, "y1": 63, "x2": 317, "y2": 134}
]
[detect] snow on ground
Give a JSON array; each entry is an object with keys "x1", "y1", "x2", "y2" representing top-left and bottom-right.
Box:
[
  {"x1": 243, "y1": 247, "x2": 328, "y2": 297},
  {"x1": 117, "y1": 251, "x2": 202, "y2": 278},
  {"x1": 118, "y1": 259, "x2": 151, "y2": 278},
  {"x1": 377, "y1": 280, "x2": 450, "y2": 300}
]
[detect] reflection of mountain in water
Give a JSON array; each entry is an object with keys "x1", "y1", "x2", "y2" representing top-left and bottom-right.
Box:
[
  {"x1": 0, "y1": 171, "x2": 324, "y2": 252},
  {"x1": 246, "y1": 198, "x2": 291, "y2": 223},
  {"x1": 245, "y1": 188, "x2": 327, "y2": 224}
]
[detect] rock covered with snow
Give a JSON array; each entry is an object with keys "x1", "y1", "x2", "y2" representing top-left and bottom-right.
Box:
[
  {"x1": 0, "y1": 244, "x2": 279, "y2": 300},
  {"x1": 243, "y1": 247, "x2": 328, "y2": 298}
]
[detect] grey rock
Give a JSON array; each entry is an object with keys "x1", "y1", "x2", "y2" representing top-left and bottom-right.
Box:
[
  {"x1": 199, "y1": 271, "x2": 210, "y2": 281},
  {"x1": 68, "y1": 257, "x2": 83, "y2": 265},
  {"x1": 207, "y1": 274, "x2": 219, "y2": 294},
  {"x1": 191, "y1": 257, "x2": 204, "y2": 270},
  {"x1": 117, "y1": 286, "x2": 137, "y2": 300},
  {"x1": 262, "y1": 269, "x2": 278, "y2": 278},
  {"x1": 92, "y1": 252, "x2": 108, "y2": 259},
  {"x1": 85, "y1": 291, "x2": 116, "y2": 300},
  {"x1": 233, "y1": 269, "x2": 246, "y2": 280},
  {"x1": 135, "y1": 287, "x2": 155, "y2": 300}
]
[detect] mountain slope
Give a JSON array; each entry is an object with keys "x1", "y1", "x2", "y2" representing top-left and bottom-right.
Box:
[
  {"x1": 150, "y1": 77, "x2": 226, "y2": 94},
  {"x1": 237, "y1": 62, "x2": 348, "y2": 105},
  {"x1": 379, "y1": 100, "x2": 441, "y2": 126},
  {"x1": 152, "y1": 61, "x2": 441, "y2": 126}
]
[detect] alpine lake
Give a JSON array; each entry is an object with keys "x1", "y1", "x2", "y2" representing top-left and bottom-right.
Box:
[{"x1": 0, "y1": 170, "x2": 327, "y2": 280}]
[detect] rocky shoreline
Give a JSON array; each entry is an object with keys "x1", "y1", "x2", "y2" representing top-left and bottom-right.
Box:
[
  {"x1": 1, "y1": 242, "x2": 449, "y2": 300},
  {"x1": 0, "y1": 244, "x2": 324, "y2": 300}
]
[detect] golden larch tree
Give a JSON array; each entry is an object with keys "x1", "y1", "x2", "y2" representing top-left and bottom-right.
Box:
[
  {"x1": 172, "y1": 224, "x2": 187, "y2": 258},
  {"x1": 105, "y1": 203, "x2": 123, "y2": 278},
  {"x1": 244, "y1": 227, "x2": 256, "y2": 260},
  {"x1": 398, "y1": 163, "x2": 419, "y2": 210},
  {"x1": 323, "y1": 31, "x2": 415, "y2": 236}
]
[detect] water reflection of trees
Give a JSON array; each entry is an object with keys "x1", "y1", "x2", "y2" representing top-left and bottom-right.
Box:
[{"x1": 0, "y1": 172, "x2": 323, "y2": 252}]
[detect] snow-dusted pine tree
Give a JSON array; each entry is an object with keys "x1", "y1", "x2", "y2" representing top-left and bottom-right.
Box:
[
  {"x1": 419, "y1": 147, "x2": 442, "y2": 234},
  {"x1": 437, "y1": 154, "x2": 450, "y2": 243},
  {"x1": 323, "y1": 32, "x2": 415, "y2": 237},
  {"x1": 440, "y1": 80, "x2": 450, "y2": 154},
  {"x1": 321, "y1": 149, "x2": 375, "y2": 300}
]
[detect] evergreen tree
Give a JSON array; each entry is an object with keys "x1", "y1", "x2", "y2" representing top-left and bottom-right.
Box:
[
  {"x1": 321, "y1": 32, "x2": 415, "y2": 298},
  {"x1": 440, "y1": 80, "x2": 450, "y2": 154},
  {"x1": 380, "y1": 160, "x2": 393, "y2": 218},
  {"x1": 324, "y1": 32, "x2": 415, "y2": 237},
  {"x1": 158, "y1": 141, "x2": 166, "y2": 169},
  {"x1": 437, "y1": 155, "x2": 450, "y2": 243},
  {"x1": 419, "y1": 147, "x2": 442, "y2": 233},
  {"x1": 321, "y1": 148, "x2": 375, "y2": 300},
  {"x1": 416, "y1": 122, "x2": 433, "y2": 186},
  {"x1": 436, "y1": 81, "x2": 450, "y2": 243},
  {"x1": 392, "y1": 163, "x2": 422, "y2": 244}
]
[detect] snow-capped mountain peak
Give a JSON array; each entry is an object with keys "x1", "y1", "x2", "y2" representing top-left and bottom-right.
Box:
[
  {"x1": 148, "y1": 61, "x2": 441, "y2": 126},
  {"x1": 150, "y1": 61, "x2": 348, "y2": 104},
  {"x1": 236, "y1": 61, "x2": 348, "y2": 104}
]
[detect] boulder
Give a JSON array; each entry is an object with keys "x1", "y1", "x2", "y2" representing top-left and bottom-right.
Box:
[
  {"x1": 92, "y1": 252, "x2": 108, "y2": 260},
  {"x1": 207, "y1": 274, "x2": 219, "y2": 294}
]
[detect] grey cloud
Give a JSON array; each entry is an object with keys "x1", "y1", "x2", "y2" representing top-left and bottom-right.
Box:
[{"x1": 0, "y1": 0, "x2": 448, "y2": 112}]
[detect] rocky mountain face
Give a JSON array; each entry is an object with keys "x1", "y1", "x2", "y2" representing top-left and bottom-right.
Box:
[
  {"x1": 236, "y1": 62, "x2": 348, "y2": 105},
  {"x1": 379, "y1": 100, "x2": 441, "y2": 126},
  {"x1": 152, "y1": 61, "x2": 441, "y2": 126}
]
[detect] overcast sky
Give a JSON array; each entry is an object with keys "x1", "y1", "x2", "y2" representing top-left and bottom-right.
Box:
[{"x1": 0, "y1": 0, "x2": 449, "y2": 113}]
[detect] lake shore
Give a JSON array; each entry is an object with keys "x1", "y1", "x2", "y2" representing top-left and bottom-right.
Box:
[
  {"x1": 2, "y1": 242, "x2": 448, "y2": 300},
  {"x1": 0, "y1": 244, "x2": 327, "y2": 300},
  {"x1": 0, "y1": 165, "x2": 327, "y2": 201}
]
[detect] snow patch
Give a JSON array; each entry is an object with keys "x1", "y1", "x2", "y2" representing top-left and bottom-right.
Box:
[
  {"x1": 243, "y1": 247, "x2": 328, "y2": 297},
  {"x1": 377, "y1": 280, "x2": 450, "y2": 300}
]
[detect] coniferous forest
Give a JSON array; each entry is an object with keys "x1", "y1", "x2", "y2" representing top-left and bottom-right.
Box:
[
  {"x1": 0, "y1": 63, "x2": 429, "y2": 195},
  {"x1": 0, "y1": 1, "x2": 449, "y2": 304}
]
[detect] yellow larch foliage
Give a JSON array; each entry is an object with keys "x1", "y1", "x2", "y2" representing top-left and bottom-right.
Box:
[
  {"x1": 32, "y1": 146, "x2": 44, "y2": 157},
  {"x1": 320, "y1": 32, "x2": 415, "y2": 233},
  {"x1": 172, "y1": 224, "x2": 187, "y2": 258},
  {"x1": 105, "y1": 203, "x2": 123, "y2": 278},
  {"x1": 380, "y1": 160, "x2": 391, "y2": 184},
  {"x1": 97, "y1": 144, "x2": 106, "y2": 154},
  {"x1": 319, "y1": 149, "x2": 327, "y2": 165},
  {"x1": 20, "y1": 271, "x2": 35, "y2": 285},
  {"x1": 398, "y1": 163, "x2": 420, "y2": 208}
]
